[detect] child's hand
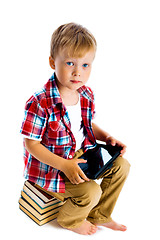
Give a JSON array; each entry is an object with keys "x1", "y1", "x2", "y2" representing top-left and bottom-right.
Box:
[
  {"x1": 105, "y1": 136, "x2": 127, "y2": 156},
  {"x1": 61, "y1": 159, "x2": 90, "y2": 185}
]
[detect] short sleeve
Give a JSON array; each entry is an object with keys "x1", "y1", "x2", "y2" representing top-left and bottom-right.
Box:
[
  {"x1": 91, "y1": 100, "x2": 96, "y2": 120},
  {"x1": 20, "y1": 97, "x2": 47, "y2": 140},
  {"x1": 90, "y1": 90, "x2": 96, "y2": 120}
]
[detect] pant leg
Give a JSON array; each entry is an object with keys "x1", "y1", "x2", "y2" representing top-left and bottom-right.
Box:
[
  {"x1": 49, "y1": 149, "x2": 102, "y2": 229},
  {"x1": 57, "y1": 179, "x2": 102, "y2": 229},
  {"x1": 87, "y1": 156, "x2": 130, "y2": 224}
]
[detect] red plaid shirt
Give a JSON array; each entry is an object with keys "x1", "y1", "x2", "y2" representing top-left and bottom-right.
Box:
[{"x1": 20, "y1": 73, "x2": 96, "y2": 193}]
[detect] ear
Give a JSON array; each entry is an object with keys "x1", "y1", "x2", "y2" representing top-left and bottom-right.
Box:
[{"x1": 49, "y1": 56, "x2": 55, "y2": 70}]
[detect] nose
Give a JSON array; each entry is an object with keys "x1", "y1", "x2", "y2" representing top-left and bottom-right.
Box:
[{"x1": 72, "y1": 67, "x2": 81, "y2": 77}]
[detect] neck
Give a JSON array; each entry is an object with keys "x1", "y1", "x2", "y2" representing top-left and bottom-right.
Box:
[{"x1": 60, "y1": 91, "x2": 79, "y2": 106}]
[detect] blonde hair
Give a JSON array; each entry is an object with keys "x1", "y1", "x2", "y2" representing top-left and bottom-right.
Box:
[{"x1": 50, "y1": 23, "x2": 97, "y2": 59}]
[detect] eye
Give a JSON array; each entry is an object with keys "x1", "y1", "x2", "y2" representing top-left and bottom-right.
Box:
[
  {"x1": 66, "y1": 62, "x2": 74, "y2": 66},
  {"x1": 82, "y1": 63, "x2": 89, "y2": 68}
]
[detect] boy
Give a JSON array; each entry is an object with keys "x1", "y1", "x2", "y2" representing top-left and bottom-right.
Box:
[{"x1": 20, "y1": 23, "x2": 130, "y2": 235}]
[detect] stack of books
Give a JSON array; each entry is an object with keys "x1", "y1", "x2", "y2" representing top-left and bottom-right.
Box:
[{"x1": 19, "y1": 180, "x2": 64, "y2": 226}]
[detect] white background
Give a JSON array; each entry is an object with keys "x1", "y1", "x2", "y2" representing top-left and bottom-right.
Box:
[{"x1": 1, "y1": 0, "x2": 160, "y2": 239}]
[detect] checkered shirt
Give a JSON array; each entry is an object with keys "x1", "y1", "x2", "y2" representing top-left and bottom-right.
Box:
[{"x1": 20, "y1": 73, "x2": 96, "y2": 193}]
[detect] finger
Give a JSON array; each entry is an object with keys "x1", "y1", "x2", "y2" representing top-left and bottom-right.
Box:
[
  {"x1": 72, "y1": 179, "x2": 84, "y2": 185},
  {"x1": 70, "y1": 170, "x2": 86, "y2": 184},
  {"x1": 73, "y1": 176, "x2": 85, "y2": 184},
  {"x1": 76, "y1": 158, "x2": 87, "y2": 164},
  {"x1": 70, "y1": 176, "x2": 83, "y2": 185},
  {"x1": 116, "y1": 140, "x2": 126, "y2": 148},
  {"x1": 105, "y1": 136, "x2": 112, "y2": 144},
  {"x1": 76, "y1": 178, "x2": 85, "y2": 184},
  {"x1": 110, "y1": 138, "x2": 116, "y2": 146},
  {"x1": 120, "y1": 148, "x2": 126, "y2": 155},
  {"x1": 78, "y1": 168, "x2": 90, "y2": 182},
  {"x1": 106, "y1": 136, "x2": 116, "y2": 146},
  {"x1": 120, "y1": 146, "x2": 127, "y2": 156},
  {"x1": 121, "y1": 144, "x2": 127, "y2": 151}
]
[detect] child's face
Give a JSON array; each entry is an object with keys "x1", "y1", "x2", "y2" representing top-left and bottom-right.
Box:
[{"x1": 49, "y1": 49, "x2": 95, "y2": 94}]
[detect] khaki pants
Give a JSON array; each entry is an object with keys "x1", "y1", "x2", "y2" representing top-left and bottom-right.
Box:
[{"x1": 50, "y1": 149, "x2": 130, "y2": 229}]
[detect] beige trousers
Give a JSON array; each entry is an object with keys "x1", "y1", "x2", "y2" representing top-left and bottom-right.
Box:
[{"x1": 50, "y1": 149, "x2": 130, "y2": 229}]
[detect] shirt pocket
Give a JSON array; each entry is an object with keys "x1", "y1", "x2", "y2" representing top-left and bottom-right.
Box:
[{"x1": 48, "y1": 120, "x2": 70, "y2": 146}]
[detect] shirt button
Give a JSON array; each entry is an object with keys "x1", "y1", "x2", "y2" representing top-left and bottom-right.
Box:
[{"x1": 68, "y1": 155, "x2": 72, "y2": 159}]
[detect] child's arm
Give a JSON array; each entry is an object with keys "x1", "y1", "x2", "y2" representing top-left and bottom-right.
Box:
[
  {"x1": 92, "y1": 122, "x2": 111, "y2": 142},
  {"x1": 92, "y1": 122, "x2": 127, "y2": 156},
  {"x1": 24, "y1": 138, "x2": 90, "y2": 185}
]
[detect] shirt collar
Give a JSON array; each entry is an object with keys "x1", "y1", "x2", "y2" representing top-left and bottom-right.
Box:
[
  {"x1": 78, "y1": 85, "x2": 94, "y2": 101},
  {"x1": 47, "y1": 72, "x2": 92, "y2": 107},
  {"x1": 48, "y1": 73, "x2": 63, "y2": 106}
]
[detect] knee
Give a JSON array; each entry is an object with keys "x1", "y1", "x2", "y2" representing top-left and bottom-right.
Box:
[
  {"x1": 87, "y1": 181, "x2": 102, "y2": 206},
  {"x1": 114, "y1": 156, "x2": 131, "y2": 178},
  {"x1": 75, "y1": 181, "x2": 102, "y2": 207}
]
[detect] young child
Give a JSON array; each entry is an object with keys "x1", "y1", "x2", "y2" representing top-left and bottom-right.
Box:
[{"x1": 20, "y1": 23, "x2": 130, "y2": 235}]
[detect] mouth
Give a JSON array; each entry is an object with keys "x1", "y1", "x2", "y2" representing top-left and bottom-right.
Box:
[{"x1": 70, "y1": 80, "x2": 81, "y2": 84}]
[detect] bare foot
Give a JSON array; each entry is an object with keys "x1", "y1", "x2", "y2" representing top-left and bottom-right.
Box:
[
  {"x1": 96, "y1": 220, "x2": 127, "y2": 231},
  {"x1": 70, "y1": 220, "x2": 98, "y2": 235}
]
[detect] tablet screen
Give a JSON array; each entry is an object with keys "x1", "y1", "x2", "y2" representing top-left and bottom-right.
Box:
[
  {"x1": 79, "y1": 144, "x2": 121, "y2": 179},
  {"x1": 79, "y1": 147, "x2": 112, "y2": 173},
  {"x1": 87, "y1": 147, "x2": 113, "y2": 173},
  {"x1": 100, "y1": 148, "x2": 112, "y2": 165}
]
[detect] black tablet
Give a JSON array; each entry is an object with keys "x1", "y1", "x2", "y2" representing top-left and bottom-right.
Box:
[{"x1": 78, "y1": 143, "x2": 122, "y2": 179}]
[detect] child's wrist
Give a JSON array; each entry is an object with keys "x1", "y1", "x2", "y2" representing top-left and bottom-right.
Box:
[
  {"x1": 105, "y1": 135, "x2": 111, "y2": 141},
  {"x1": 106, "y1": 135, "x2": 111, "y2": 139},
  {"x1": 58, "y1": 158, "x2": 68, "y2": 172}
]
